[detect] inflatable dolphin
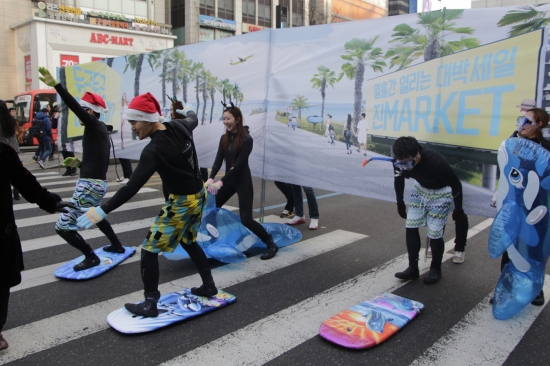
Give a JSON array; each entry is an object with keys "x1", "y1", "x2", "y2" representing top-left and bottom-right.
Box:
[
  {"x1": 163, "y1": 192, "x2": 302, "y2": 263},
  {"x1": 489, "y1": 138, "x2": 550, "y2": 320}
]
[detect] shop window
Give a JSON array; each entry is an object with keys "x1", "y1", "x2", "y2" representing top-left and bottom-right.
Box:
[
  {"x1": 242, "y1": 0, "x2": 256, "y2": 24},
  {"x1": 258, "y1": 0, "x2": 272, "y2": 28},
  {"x1": 218, "y1": 0, "x2": 234, "y2": 21},
  {"x1": 172, "y1": 0, "x2": 186, "y2": 28},
  {"x1": 200, "y1": 0, "x2": 215, "y2": 17},
  {"x1": 292, "y1": 0, "x2": 303, "y2": 27}
]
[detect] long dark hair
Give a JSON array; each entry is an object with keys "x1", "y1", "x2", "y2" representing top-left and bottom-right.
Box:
[
  {"x1": 221, "y1": 105, "x2": 247, "y2": 162},
  {"x1": 527, "y1": 108, "x2": 549, "y2": 142},
  {"x1": 346, "y1": 114, "x2": 352, "y2": 128},
  {"x1": 0, "y1": 100, "x2": 15, "y2": 138}
]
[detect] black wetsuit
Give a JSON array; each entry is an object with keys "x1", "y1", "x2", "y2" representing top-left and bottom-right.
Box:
[
  {"x1": 102, "y1": 116, "x2": 203, "y2": 213},
  {"x1": 101, "y1": 113, "x2": 212, "y2": 296},
  {"x1": 209, "y1": 130, "x2": 270, "y2": 242},
  {"x1": 53, "y1": 84, "x2": 121, "y2": 257},
  {"x1": 394, "y1": 147, "x2": 463, "y2": 211},
  {"x1": 394, "y1": 147, "x2": 465, "y2": 275},
  {"x1": 54, "y1": 85, "x2": 110, "y2": 180}
]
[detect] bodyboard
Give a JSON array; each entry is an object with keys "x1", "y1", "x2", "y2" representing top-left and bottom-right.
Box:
[
  {"x1": 54, "y1": 246, "x2": 136, "y2": 280},
  {"x1": 319, "y1": 293, "x2": 424, "y2": 349},
  {"x1": 107, "y1": 288, "x2": 236, "y2": 334}
]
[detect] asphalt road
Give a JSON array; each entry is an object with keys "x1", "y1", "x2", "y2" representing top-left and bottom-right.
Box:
[{"x1": 1, "y1": 149, "x2": 549, "y2": 366}]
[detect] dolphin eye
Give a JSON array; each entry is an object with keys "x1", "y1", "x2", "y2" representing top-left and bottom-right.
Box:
[{"x1": 509, "y1": 168, "x2": 524, "y2": 189}]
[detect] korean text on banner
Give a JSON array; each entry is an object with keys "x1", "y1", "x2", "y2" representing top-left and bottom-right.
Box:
[
  {"x1": 64, "y1": 61, "x2": 121, "y2": 139},
  {"x1": 367, "y1": 30, "x2": 542, "y2": 151}
]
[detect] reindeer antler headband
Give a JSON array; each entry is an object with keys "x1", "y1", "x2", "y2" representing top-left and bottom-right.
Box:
[{"x1": 221, "y1": 101, "x2": 235, "y2": 109}]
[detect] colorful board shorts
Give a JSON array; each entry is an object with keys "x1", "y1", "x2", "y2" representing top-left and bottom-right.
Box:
[
  {"x1": 142, "y1": 189, "x2": 205, "y2": 254},
  {"x1": 55, "y1": 178, "x2": 108, "y2": 231},
  {"x1": 405, "y1": 182, "x2": 452, "y2": 239}
]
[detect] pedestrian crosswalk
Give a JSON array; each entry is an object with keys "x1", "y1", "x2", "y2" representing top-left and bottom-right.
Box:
[{"x1": 1, "y1": 171, "x2": 549, "y2": 366}]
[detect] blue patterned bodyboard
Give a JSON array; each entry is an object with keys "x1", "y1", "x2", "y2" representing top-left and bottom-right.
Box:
[
  {"x1": 107, "y1": 289, "x2": 237, "y2": 334},
  {"x1": 54, "y1": 246, "x2": 136, "y2": 280}
]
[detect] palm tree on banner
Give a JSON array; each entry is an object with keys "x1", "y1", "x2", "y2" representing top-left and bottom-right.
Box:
[
  {"x1": 123, "y1": 54, "x2": 145, "y2": 97},
  {"x1": 190, "y1": 62, "x2": 204, "y2": 113},
  {"x1": 385, "y1": 9, "x2": 479, "y2": 70},
  {"x1": 179, "y1": 57, "x2": 193, "y2": 104},
  {"x1": 226, "y1": 83, "x2": 234, "y2": 104},
  {"x1": 169, "y1": 49, "x2": 186, "y2": 104},
  {"x1": 290, "y1": 95, "x2": 310, "y2": 128},
  {"x1": 124, "y1": 53, "x2": 158, "y2": 97},
  {"x1": 341, "y1": 37, "x2": 386, "y2": 127},
  {"x1": 209, "y1": 75, "x2": 220, "y2": 124},
  {"x1": 232, "y1": 83, "x2": 242, "y2": 107},
  {"x1": 200, "y1": 69, "x2": 211, "y2": 125},
  {"x1": 310, "y1": 65, "x2": 341, "y2": 129},
  {"x1": 497, "y1": 5, "x2": 550, "y2": 37},
  {"x1": 220, "y1": 78, "x2": 231, "y2": 104},
  {"x1": 150, "y1": 50, "x2": 168, "y2": 107}
]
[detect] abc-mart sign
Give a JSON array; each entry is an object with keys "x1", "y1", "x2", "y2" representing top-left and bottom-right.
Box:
[{"x1": 199, "y1": 15, "x2": 236, "y2": 31}]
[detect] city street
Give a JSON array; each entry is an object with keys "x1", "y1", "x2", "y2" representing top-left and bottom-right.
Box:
[{"x1": 1, "y1": 149, "x2": 549, "y2": 366}]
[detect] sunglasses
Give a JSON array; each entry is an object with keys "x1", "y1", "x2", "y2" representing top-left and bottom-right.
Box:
[{"x1": 393, "y1": 155, "x2": 418, "y2": 170}]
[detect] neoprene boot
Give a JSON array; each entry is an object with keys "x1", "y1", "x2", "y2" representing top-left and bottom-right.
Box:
[
  {"x1": 424, "y1": 238, "x2": 444, "y2": 284},
  {"x1": 125, "y1": 291, "x2": 161, "y2": 317},
  {"x1": 260, "y1": 234, "x2": 279, "y2": 260},
  {"x1": 191, "y1": 270, "x2": 218, "y2": 297},
  {"x1": 73, "y1": 251, "x2": 100, "y2": 272},
  {"x1": 395, "y1": 229, "x2": 420, "y2": 280}
]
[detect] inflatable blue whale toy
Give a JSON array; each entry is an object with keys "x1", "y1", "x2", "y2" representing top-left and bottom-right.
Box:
[
  {"x1": 163, "y1": 192, "x2": 302, "y2": 263},
  {"x1": 489, "y1": 138, "x2": 550, "y2": 320}
]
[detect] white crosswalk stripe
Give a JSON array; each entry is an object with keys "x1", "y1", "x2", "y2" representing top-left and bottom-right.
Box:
[
  {"x1": 160, "y1": 220, "x2": 493, "y2": 365},
  {"x1": 1, "y1": 230, "x2": 367, "y2": 364},
  {"x1": 4, "y1": 173, "x2": 548, "y2": 366},
  {"x1": 13, "y1": 188, "x2": 158, "y2": 211}
]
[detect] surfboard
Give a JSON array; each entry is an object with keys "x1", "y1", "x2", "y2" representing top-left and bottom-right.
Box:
[
  {"x1": 319, "y1": 293, "x2": 424, "y2": 349},
  {"x1": 107, "y1": 288, "x2": 236, "y2": 334},
  {"x1": 54, "y1": 246, "x2": 136, "y2": 280}
]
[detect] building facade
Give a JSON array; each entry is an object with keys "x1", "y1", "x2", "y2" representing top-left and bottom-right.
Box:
[
  {"x1": 472, "y1": 0, "x2": 548, "y2": 8},
  {"x1": 1, "y1": 0, "x2": 176, "y2": 100},
  {"x1": 171, "y1": 0, "x2": 388, "y2": 46}
]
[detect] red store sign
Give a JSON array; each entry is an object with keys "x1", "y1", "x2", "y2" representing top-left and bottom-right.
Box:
[
  {"x1": 60, "y1": 54, "x2": 79, "y2": 67},
  {"x1": 90, "y1": 32, "x2": 134, "y2": 46}
]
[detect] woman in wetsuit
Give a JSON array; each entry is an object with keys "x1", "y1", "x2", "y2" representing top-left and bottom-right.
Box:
[{"x1": 206, "y1": 102, "x2": 278, "y2": 260}]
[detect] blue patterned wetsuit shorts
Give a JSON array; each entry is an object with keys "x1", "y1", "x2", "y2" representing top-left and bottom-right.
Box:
[
  {"x1": 405, "y1": 182, "x2": 452, "y2": 239},
  {"x1": 55, "y1": 178, "x2": 108, "y2": 231}
]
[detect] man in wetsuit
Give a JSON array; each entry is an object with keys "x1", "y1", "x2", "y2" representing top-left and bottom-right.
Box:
[
  {"x1": 76, "y1": 92, "x2": 217, "y2": 317},
  {"x1": 393, "y1": 136, "x2": 468, "y2": 284},
  {"x1": 38, "y1": 67, "x2": 124, "y2": 271}
]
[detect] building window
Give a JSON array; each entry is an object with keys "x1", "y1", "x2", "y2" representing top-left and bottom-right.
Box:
[
  {"x1": 218, "y1": 0, "x2": 234, "y2": 20},
  {"x1": 242, "y1": 0, "x2": 256, "y2": 24},
  {"x1": 292, "y1": 0, "x2": 303, "y2": 27},
  {"x1": 172, "y1": 0, "x2": 185, "y2": 28},
  {"x1": 258, "y1": 0, "x2": 272, "y2": 27},
  {"x1": 199, "y1": 0, "x2": 215, "y2": 17}
]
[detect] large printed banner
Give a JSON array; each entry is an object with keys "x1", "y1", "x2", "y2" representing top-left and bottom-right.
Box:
[
  {"x1": 367, "y1": 31, "x2": 542, "y2": 150},
  {"x1": 57, "y1": 5, "x2": 550, "y2": 218}
]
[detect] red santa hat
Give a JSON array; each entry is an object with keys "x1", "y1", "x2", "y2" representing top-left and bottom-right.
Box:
[
  {"x1": 79, "y1": 92, "x2": 108, "y2": 113},
  {"x1": 125, "y1": 93, "x2": 163, "y2": 122}
]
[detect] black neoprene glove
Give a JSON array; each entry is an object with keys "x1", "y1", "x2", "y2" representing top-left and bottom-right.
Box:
[
  {"x1": 452, "y1": 209, "x2": 468, "y2": 223},
  {"x1": 56, "y1": 201, "x2": 78, "y2": 213},
  {"x1": 397, "y1": 202, "x2": 407, "y2": 219}
]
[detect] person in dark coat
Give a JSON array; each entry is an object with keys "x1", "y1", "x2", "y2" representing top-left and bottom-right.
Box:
[{"x1": 0, "y1": 141, "x2": 74, "y2": 351}]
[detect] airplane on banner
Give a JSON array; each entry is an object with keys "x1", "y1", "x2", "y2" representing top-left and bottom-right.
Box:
[{"x1": 230, "y1": 55, "x2": 254, "y2": 65}]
